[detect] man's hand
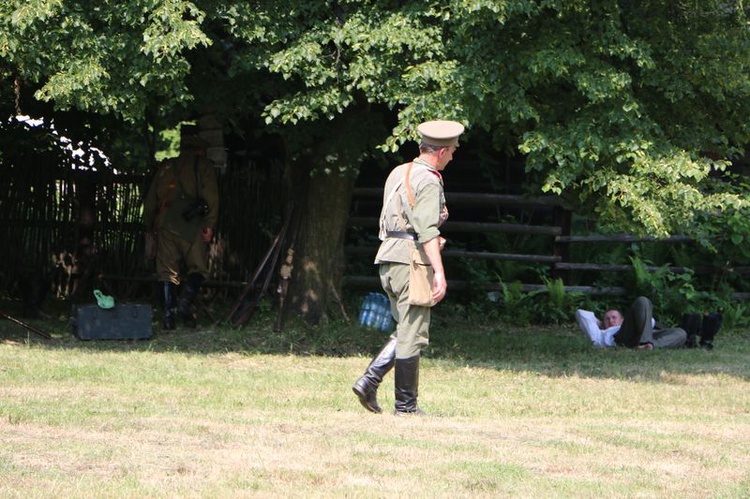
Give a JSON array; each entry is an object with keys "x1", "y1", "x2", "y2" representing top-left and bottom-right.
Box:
[
  {"x1": 431, "y1": 270, "x2": 447, "y2": 304},
  {"x1": 423, "y1": 237, "x2": 447, "y2": 304}
]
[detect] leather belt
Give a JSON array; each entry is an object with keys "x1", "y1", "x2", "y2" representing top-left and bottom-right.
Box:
[{"x1": 386, "y1": 231, "x2": 418, "y2": 241}]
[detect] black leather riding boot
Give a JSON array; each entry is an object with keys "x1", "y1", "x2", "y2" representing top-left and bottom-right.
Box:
[
  {"x1": 162, "y1": 281, "x2": 177, "y2": 330},
  {"x1": 352, "y1": 337, "x2": 397, "y2": 413},
  {"x1": 394, "y1": 355, "x2": 424, "y2": 416},
  {"x1": 700, "y1": 312, "x2": 722, "y2": 350},
  {"x1": 680, "y1": 313, "x2": 702, "y2": 348},
  {"x1": 178, "y1": 273, "x2": 204, "y2": 328}
]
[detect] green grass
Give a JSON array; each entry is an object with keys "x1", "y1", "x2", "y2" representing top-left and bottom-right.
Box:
[{"x1": 0, "y1": 297, "x2": 749, "y2": 498}]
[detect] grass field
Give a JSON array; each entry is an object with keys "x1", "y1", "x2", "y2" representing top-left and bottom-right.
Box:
[{"x1": 1, "y1": 299, "x2": 748, "y2": 498}]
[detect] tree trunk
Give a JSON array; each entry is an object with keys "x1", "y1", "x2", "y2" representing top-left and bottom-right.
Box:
[{"x1": 287, "y1": 168, "x2": 357, "y2": 325}]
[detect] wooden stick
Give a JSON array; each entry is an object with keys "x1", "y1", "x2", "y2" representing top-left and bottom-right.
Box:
[
  {"x1": 233, "y1": 228, "x2": 286, "y2": 327},
  {"x1": 223, "y1": 210, "x2": 293, "y2": 326},
  {"x1": 273, "y1": 206, "x2": 301, "y2": 332},
  {"x1": 0, "y1": 310, "x2": 52, "y2": 339}
]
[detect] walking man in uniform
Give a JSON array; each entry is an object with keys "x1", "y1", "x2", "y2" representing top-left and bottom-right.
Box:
[
  {"x1": 144, "y1": 128, "x2": 219, "y2": 330},
  {"x1": 352, "y1": 120, "x2": 465, "y2": 415}
]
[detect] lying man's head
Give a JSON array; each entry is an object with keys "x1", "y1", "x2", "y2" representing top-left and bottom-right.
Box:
[{"x1": 602, "y1": 309, "x2": 624, "y2": 329}]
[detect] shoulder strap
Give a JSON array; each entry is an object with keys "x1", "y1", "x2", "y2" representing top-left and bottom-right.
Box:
[
  {"x1": 405, "y1": 162, "x2": 415, "y2": 207},
  {"x1": 405, "y1": 161, "x2": 435, "y2": 207},
  {"x1": 379, "y1": 162, "x2": 431, "y2": 236},
  {"x1": 382, "y1": 162, "x2": 427, "y2": 212}
]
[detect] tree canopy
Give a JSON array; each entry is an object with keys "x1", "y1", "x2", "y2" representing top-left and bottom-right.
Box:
[
  {"x1": 3, "y1": 1, "x2": 748, "y2": 236},
  {"x1": 2, "y1": 1, "x2": 750, "y2": 320}
]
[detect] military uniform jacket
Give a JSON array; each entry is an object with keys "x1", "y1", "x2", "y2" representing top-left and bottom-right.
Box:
[
  {"x1": 374, "y1": 158, "x2": 448, "y2": 265},
  {"x1": 144, "y1": 153, "x2": 219, "y2": 240}
]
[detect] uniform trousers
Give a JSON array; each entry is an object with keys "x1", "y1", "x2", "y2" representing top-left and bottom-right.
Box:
[
  {"x1": 155, "y1": 228, "x2": 209, "y2": 285},
  {"x1": 378, "y1": 262, "x2": 430, "y2": 359}
]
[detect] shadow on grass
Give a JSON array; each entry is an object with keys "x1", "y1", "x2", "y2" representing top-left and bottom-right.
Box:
[{"x1": 2, "y1": 297, "x2": 749, "y2": 382}]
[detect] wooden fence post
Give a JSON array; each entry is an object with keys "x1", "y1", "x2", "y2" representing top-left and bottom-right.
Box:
[{"x1": 552, "y1": 205, "x2": 571, "y2": 282}]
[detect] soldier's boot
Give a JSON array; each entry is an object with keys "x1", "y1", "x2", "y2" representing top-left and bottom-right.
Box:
[
  {"x1": 162, "y1": 281, "x2": 177, "y2": 331},
  {"x1": 680, "y1": 313, "x2": 702, "y2": 349},
  {"x1": 700, "y1": 312, "x2": 722, "y2": 351},
  {"x1": 352, "y1": 337, "x2": 397, "y2": 413},
  {"x1": 178, "y1": 273, "x2": 204, "y2": 328},
  {"x1": 394, "y1": 355, "x2": 424, "y2": 416}
]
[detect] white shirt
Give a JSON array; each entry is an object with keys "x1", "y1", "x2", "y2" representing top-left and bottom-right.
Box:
[
  {"x1": 575, "y1": 309, "x2": 657, "y2": 347},
  {"x1": 576, "y1": 310, "x2": 619, "y2": 347}
]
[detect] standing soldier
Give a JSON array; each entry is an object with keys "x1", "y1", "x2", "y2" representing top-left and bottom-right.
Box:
[
  {"x1": 352, "y1": 120, "x2": 465, "y2": 415},
  {"x1": 144, "y1": 128, "x2": 219, "y2": 330}
]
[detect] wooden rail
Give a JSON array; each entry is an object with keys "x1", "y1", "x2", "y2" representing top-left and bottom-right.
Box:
[
  {"x1": 346, "y1": 247, "x2": 561, "y2": 264},
  {"x1": 348, "y1": 217, "x2": 561, "y2": 236},
  {"x1": 342, "y1": 275, "x2": 628, "y2": 296},
  {"x1": 345, "y1": 191, "x2": 749, "y2": 297},
  {"x1": 555, "y1": 235, "x2": 693, "y2": 243},
  {"x1": 353, "y1": 188, "x2": 564, "y2": 207}
]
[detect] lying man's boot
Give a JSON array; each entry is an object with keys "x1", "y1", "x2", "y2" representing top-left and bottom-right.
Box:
[
  {"x1": 700, "y1": 312, "x2": 722, "y2": 350},
  {"x1": 680, "y1": 312, "x2": 702, "y2": 349}
]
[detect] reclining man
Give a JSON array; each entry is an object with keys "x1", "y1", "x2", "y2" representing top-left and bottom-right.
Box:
[{"x1": 576, "y1": 296, "x2": 687, "y2": 349}]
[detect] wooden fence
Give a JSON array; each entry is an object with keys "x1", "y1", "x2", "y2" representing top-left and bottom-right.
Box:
[
  {"x1": 0, "y1": 155, "x2": 284, "y2": 300},
  {"x1": 343, "y1": 187, "x2": 750, "y2": 299},
  {"x1": 2, "y1": 165, "x2": 747, "y2": 302}
]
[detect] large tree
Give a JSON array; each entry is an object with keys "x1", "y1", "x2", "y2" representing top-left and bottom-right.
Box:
[{"x1": 2, "y1": 1, "x2": 749, "y2": 323}]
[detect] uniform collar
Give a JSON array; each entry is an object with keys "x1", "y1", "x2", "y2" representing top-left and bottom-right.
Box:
[
  {"x1": 412, "y1": 158, "x2": 442, "y2": 181},
  {"x1": 413, "y1": 157, "x2": 437, "y2": 170}
]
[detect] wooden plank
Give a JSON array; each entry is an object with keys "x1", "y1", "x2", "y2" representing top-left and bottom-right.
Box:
[
  {"x1": 341, "y1": 276, "x2": 627, "y2": 296},
  {"x1": 442, "y1": 250, "x2": 559, "y2": 263},
  {"x1": 553, "y1": 263, "x2": 750, "y2": 276},
  {"x1": 445, "y1": 221, "x2": 561, "y2": 235},
  {"x1": 342, "y1": 275, "x2": 750, "y2": 299},
  {"x1": 554, "y1": 263, "x2": 690, "y2": 273},
  {"x1": 100, "y1": 274, "x2": 247, "y2": 288},
  {"x1": 347, "y1": 217, "x2": 561, "y2": 236},
  {"x1": 514, "y1": 284, "x2": 628, "y2": 295},
  {"x1": 345, "y1": 246, "x2": 560, "y2": 263},
  {"x1": 446, "y1": 192, "x2": 563, "y2": 207},
  {"x1": 556, "y1": 234, "x2": 692, "y2": 243},
  {"x1": 353, "y1": 188, "x2": 564, "y2": 207}
]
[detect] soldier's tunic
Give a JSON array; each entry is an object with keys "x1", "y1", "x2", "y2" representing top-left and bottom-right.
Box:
[
  {"x1": 144, "y1": 152, "x2": 219, "y2": 285},
  {"x1": 375, "y1": 158, "x2": 448, "y2": 359}
]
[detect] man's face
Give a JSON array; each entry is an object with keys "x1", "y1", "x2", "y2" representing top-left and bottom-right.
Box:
[
  {"x1": 603, "y1": 310, "x2": 624, "y2": 328},
  {"x1": 436, "y1": 145, "x2": 456, "y2": 170}
]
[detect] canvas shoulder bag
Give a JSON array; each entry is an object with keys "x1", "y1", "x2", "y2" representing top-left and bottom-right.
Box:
[{"x1": 399, "y1": 163, "x2": 434, "y2": 307}]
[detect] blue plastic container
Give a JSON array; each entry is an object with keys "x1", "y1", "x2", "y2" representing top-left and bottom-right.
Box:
[{"x1": 359, "y1": 293, "x2": 393, "y2": 333}]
